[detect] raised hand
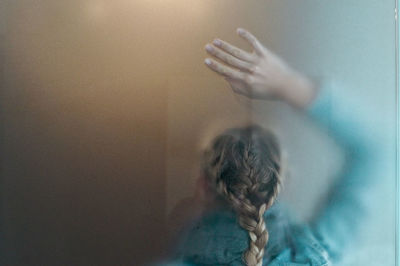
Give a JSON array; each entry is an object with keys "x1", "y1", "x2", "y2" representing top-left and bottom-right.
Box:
[{"x1": 204, "y1": 28, "x2": 316, "y2": 108}]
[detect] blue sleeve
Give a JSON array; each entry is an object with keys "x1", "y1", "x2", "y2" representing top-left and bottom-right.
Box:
[{"x1": 305, "y1": 78, "x2": 387, "y2": 261}]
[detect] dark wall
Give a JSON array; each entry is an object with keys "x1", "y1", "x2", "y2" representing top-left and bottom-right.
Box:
[{"x1": 1, "y1": 2, "x2": 169, "y2": 264}]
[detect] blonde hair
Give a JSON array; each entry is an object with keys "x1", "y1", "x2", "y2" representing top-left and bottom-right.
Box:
[{"x1": 201, "y1": 125, "x2": 282, "y2": 266}]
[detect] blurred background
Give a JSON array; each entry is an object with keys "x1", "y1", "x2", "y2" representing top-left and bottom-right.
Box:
[{"x1": 0, "y1": 0, "x2": 397, "y2": 265}]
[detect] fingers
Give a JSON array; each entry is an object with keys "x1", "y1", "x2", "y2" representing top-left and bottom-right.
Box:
[
  {"x1": 237, "y1": 28, "x2": 266, "y2": 55},
  {"x1": 204, "y1": 58, "x2": 247, "y2": 80},
  {"x1": 212, "y1": 38, "x2": 255, "y2": 62},
  {"x1": 205, "y1": 44, "x2": 253, "y2": 73}
]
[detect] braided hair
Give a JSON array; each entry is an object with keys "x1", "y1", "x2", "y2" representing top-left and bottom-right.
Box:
[{"x1": 201, "y1": 125, "x2": 282, "y2": 266}]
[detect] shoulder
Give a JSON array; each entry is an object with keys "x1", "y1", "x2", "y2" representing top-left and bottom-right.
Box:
[
  {"x1": 265, "y1": 203, "x2": 331, "y2": 265},
  {"x1": 273, "y1": 224, "x2": 331, "y2": 266},
  {"x1": 173, "y1": 208, "x2": 248, "y2": 265},
  {"x1": 170, "y1": 203, "x2": 331, "y2": 266}
]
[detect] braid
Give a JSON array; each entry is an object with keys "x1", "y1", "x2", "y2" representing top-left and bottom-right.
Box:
[{"x1": 202, "y1": 125, "x2": 282, "y2": 266}]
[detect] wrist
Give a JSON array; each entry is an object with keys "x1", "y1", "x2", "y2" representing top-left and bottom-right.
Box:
[{"x1": 281, "y1": 71, "x2": 318, "y2": 109}]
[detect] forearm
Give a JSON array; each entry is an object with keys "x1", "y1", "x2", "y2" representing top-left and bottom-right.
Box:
[{"x1": 299, "y1": 78, "x2": 384, "y2": 261}]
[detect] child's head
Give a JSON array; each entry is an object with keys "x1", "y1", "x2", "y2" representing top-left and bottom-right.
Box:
[{"x1": 201, "y1": 124, "x2": 282, "y2": 266}]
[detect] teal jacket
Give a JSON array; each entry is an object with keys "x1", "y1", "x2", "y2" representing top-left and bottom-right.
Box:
[{"x1": 159, "y1": 79, "x2": 386, "y2": 265}]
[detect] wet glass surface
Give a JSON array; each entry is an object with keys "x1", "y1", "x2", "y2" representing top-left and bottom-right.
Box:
[{"x1": 0, "y1": 1, "x2": 397, "y2": 265}]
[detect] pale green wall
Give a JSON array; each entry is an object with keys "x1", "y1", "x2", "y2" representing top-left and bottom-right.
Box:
[{"x1": 251, "y1": 1, "x2": 397, "y2": 265}]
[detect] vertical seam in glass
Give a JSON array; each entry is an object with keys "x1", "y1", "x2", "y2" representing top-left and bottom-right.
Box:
[{"x1": 396, "y1": 0, "x2": 399, "y2": 265}]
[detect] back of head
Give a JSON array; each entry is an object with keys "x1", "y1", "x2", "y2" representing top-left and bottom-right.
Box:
[{"x1": 201, "y1": 125, "x2": 282, "y2": 266}]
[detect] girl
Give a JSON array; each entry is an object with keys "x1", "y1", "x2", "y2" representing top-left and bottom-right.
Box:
[{"x1": 164, "y1": 28, "x2": 383, "y2": 265}]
